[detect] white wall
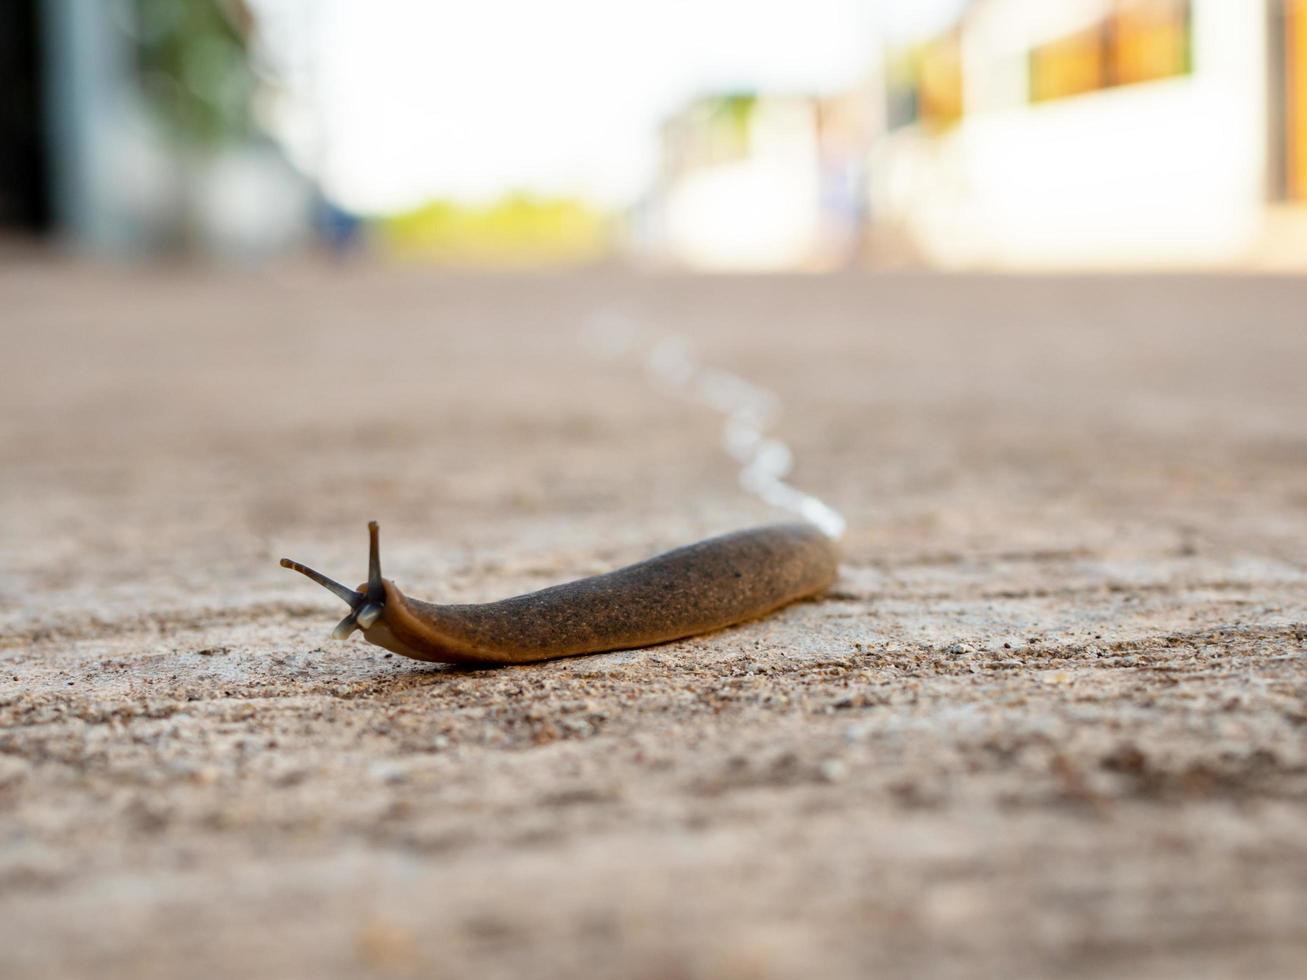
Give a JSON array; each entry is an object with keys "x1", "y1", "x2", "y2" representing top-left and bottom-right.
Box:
[
  {"x1": 873, "y1": 0, "x2": 1270, "y2": 267},
  {"x1": 661, "y1": 100, "x2": 823, "y2": 270}
]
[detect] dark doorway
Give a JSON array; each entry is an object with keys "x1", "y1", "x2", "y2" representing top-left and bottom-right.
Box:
[{"x1": 0, "y1": 0, "x2": 51, "y2": 232}]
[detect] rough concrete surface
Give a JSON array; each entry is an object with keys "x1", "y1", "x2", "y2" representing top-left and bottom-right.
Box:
[{"x1": 1, "y1": 261, "x2": 1305, "y2": 979}]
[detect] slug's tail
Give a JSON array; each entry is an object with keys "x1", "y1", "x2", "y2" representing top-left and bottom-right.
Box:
[{"x1": 281, "y1": 520, "x2": 386, "y2": 640}]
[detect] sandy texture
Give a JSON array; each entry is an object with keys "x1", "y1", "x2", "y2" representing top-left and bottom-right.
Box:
[{"x1": 2, "y1": 261, "x2": 1305, "y2": 979}]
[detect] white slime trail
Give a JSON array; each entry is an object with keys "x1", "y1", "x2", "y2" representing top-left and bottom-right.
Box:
[{"x1": 583, "y1": 310, "x2": 846, "y2": 540}]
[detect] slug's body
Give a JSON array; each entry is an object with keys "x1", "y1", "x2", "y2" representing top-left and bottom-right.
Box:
[{"x1": 282, "y1": 522, "x2": 838, "y2": 666}]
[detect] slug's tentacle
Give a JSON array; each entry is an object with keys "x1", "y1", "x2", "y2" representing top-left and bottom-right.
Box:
[
  {"x1": 281, "y1": 532, "x2": 382, "y2": 640},
  {"x1": 331, "y1": 611, "x2": 361, "y2": 641},
  {"x1": 367, "y1": 520, "x2": 384, "y2": 602},
  {"x1": 356, "y1": 602, "x2": 383, "y2": 629},
  {"x1": 279, "y1": 558, "x2": 364, "y2": 607}
]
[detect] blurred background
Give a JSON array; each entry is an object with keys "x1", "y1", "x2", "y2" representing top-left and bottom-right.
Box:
[{"x1": 4, "y1": 0, "x2": 1306, "y2": 270}]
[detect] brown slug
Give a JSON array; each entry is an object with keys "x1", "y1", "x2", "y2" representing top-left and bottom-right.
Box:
[{"x1": 281, "y1": 522, "x2": 838, "y2": 665}]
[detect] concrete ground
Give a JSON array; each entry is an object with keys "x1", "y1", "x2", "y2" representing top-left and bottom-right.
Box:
[{"x1": 1, "y1": 260, "x2": 1305, "y2": 979}]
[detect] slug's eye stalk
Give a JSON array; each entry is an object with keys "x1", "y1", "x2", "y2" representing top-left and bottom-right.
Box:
[
  {"x1": 367, "y1": 520, "x2": 383, "y2": 603},
  {"x1": 280, "y1": 520, "x2": 386, "y2": 641},
  {"x1": 278, "y1": 559, "x2": 362, "y2": 607}
]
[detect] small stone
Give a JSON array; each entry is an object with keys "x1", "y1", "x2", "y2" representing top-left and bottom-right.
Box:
[
  {"x1": 0, "y1": 756, "x2": 31, "y2": 787},
  {"x1": 819, "y1": 758, "x2": 848, "y2": 783},
  {"x1": 369, "y1": 761, "x2": 409, "y2": 784},
  {"x1": 843, "y1": 723, "x2": 872, "y2": 743},
  {"x1": 356, "y1": 921, "x2": 420, "y2": 970}
]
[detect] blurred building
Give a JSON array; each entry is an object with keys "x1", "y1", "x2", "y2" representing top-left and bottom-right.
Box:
[
  {"x1": 2, "y1": 0, "x2": 313, "y2": 258},
  {"x1": 638, "y1": 87, "x2": 880, "y2": 271},
  {"x1": 873, "y1": 0, "x2": 1307, "y2": 267}
]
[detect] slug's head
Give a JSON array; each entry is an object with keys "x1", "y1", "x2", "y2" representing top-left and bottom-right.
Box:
[{"x1": 281, "y1": 521, "x2": 388, "y2": 641}]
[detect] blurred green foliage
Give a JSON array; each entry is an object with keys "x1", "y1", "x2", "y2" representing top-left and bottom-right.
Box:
[
  {"x1": 132, "y1": 0, "x2": 253, "y2": 146},
  {"x1": 380, "y1": 194, "x2": 610, "y2": 265},
  {"x1": 710, "y1": 92, "x2": 758, "y2": 141}
]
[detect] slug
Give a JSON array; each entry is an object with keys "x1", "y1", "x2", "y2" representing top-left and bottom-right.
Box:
[{"x1": 281, "y1": 522, "x2": 838, "y2": 665}]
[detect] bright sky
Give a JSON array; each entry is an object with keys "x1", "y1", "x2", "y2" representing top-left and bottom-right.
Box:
[{"x1": 250, "y1": 0, "x2": 966, "y2": 214}]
